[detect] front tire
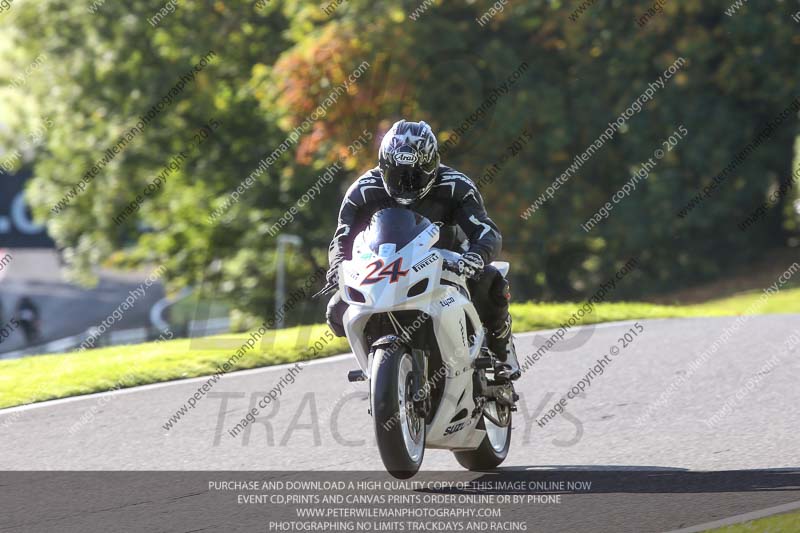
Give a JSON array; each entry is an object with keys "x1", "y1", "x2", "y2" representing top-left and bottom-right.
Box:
[
  {"x1": 453, "y1": 402, "x2": 511, "y2": 470},
  {"x1": 371, "y1": 345, "x2": 425, "y2": 479}
]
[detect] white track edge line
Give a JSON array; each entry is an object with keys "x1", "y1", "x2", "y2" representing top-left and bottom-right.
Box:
[
  {"x1": 0, "y1": 353, "x2": 355, "y2": 414},
  {"x1": 0, "y1": 318, "x2": 671, "y2": 415}
]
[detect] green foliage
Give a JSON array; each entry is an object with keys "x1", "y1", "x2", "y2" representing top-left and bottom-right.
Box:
[{"x1": 1, "y1": 0, "x2": 798, "y2": 320}]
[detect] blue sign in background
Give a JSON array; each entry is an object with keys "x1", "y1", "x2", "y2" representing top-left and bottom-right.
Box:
[{"x1": 0, "y1": 170, "x2": 54, "y2": 248}]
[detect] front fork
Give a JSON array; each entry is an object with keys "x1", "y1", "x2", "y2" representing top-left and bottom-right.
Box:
[{"x1": 411, "y1": 348, "x2": 431, "y2": 418}]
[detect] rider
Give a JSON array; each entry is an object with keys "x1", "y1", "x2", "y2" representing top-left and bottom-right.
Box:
[{"x1": 325, "y1": 119, "x2": 520, "y2": 380}]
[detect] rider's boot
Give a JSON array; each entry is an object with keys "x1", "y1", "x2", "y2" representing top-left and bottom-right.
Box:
[{"x1": 487, "y1": 316, "x2": 521, "y2": 381}]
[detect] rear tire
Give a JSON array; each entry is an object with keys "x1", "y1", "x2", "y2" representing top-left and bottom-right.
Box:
[
  {"x1": 453, "y1": 402, "x2": 511, "y2": 471},
  {"x1": 371, "y1": 345, "x2": 425, "y2": 479}
]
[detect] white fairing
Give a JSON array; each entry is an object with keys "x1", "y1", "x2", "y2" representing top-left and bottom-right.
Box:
[{"x1": 339, "y1": 222, "x2": 490, "y2": 450}]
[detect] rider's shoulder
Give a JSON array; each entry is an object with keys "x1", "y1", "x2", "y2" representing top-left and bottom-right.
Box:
[
  {"x1": 436, "y1": 165, "x2": 479, "y2": 193},
  {"x1": 344, "y1": 167, "x2": 387, "y2": 203},
  {"x1": 354, "y1": 167, "x2": 383, "y2": 185}
]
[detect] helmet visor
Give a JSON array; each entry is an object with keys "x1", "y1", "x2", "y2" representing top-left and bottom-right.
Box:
[{"x1": 384, "y1": 165, "x2": 434, "y2": 202}]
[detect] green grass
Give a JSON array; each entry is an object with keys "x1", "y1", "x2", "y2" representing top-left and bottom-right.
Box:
[
  {"x1": 1, "y1": 288, "x2": 798, "y2": 410},
  {"x1": 510, "y1": 287, "x2": 800, "y2": 332},
  {"x1": 0, "y1": 325, "x2": 348, "y2": 410},
  {"x1": 703, "y1": 509, "x2": 800, "y2": 532}
]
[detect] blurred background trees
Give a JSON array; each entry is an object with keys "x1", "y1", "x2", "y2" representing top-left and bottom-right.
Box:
[{"x1": 1, "y1": 0, "x2": 798, "y2": 325}]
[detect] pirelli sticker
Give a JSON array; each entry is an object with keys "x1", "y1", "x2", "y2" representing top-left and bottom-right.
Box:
[{"x1": 412, "y1": 254, "x2": 438, "y2": 273}]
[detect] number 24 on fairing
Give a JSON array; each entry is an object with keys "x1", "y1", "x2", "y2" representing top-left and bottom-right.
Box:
[{"x1": 361, "y1": 258, "x2": 409, "y2": 285}]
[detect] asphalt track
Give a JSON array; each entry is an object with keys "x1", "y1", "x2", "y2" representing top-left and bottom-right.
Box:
[{"x1": 1, "y1": 316, "x2": 799, "y2": 532}]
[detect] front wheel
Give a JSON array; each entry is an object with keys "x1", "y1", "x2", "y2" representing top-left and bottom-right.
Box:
[
  {"x1": 453, "y1": 402, "x2": 511, "y2": 470},
  {"x1": 371, "y1": 345, "x2": 426, "y2": 479}
]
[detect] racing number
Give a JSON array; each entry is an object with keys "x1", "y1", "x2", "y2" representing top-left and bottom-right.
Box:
[{"x1": 361, "y1": 258, "x2": 409, "y2": 285}]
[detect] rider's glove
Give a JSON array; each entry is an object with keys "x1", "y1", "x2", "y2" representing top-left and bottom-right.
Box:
[{"x1": 458, "y1": 251, "x2": 484, "y2": 280}]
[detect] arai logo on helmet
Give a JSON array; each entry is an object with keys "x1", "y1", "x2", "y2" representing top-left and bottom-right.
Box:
[{"x1": 394, "y1": 151, "x2": 418, "y2": 165}]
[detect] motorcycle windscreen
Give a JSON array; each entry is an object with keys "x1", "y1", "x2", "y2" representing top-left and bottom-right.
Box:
[{"x1": 365, "y1": 208, "x2": 433, "y2": 255}]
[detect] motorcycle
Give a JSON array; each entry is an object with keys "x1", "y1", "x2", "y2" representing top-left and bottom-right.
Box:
[{"x1": 326, "y1": 208, "x2": 518, "y2": 479}]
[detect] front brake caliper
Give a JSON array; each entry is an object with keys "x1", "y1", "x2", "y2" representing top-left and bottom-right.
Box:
[{"x1": 494, "y1": 384, "x2": 519, "y2": 410}]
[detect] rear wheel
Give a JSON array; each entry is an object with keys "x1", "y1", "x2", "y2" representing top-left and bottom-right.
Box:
[
  {"x1": 371, "y1": 346, "x2": 425, "y2": 479},
  {"x1": 453, "y1": 401, "x2": 511, "y2": 470}
]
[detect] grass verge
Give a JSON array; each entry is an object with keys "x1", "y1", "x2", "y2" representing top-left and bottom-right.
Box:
[
  {"x1": 703, "y1": 509, "x2": 800, "y2": 532},
  {"x1": 1, "y1": 288, "x2": 798, "y2": 410},
  {"x1": 511, "y1": 287, "x2": 800, "y2": 332}
]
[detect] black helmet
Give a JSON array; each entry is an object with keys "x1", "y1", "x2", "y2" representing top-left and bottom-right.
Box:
[{"x1": 378, "y1": 119, "x2": 440, "y2": 205}]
